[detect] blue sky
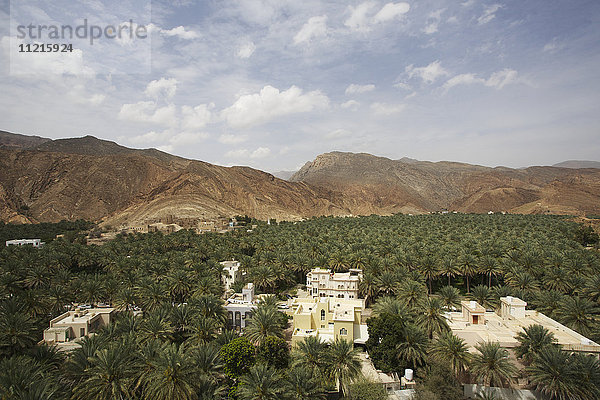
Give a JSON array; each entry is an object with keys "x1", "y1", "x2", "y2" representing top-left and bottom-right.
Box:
[{"x1": 1, "y1": 0, "x2": 599, "y2": 172}]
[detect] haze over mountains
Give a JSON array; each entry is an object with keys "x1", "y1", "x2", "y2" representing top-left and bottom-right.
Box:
[{"x1": 1, "y1": 130, "x2": 599, "y2": 225}]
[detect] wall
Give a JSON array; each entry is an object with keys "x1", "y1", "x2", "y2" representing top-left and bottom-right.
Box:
[{"x1": 464, "y1": 384, "x2": 546, "y2": 400}]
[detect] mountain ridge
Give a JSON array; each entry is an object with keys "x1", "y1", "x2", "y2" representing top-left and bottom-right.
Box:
[{"x1": 1, "y1": 131, "x2": 599, "y2": 224}]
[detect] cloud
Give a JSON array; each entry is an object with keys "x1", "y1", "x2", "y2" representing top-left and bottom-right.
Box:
[
  {"x1": 478, "y1": 4, "x2": 502, "y2": 25},
  {"x1": 341, "y1": 100, "x2": 360, "y2": 109},
  {"x1": 237, "y1": 41, "x2": 256, "y2": 58},
  {"x1": 423, "y1": 9, "x2": 444, "y2": 34},
  {"x1": 161, "y1": 26, "x2": 200, "y2": 39},
  {"x1": 294, "y1": 16, "x2": 328, "y2": 45},
  {"x1": 373, "y1": 2, "x2": 411, "y2": 23},
  {"x1": 370, "y1": 102, "x2": 405, "y2": 115},
  {"x1": 225, "y1": 147, "x2": 271, "y2": 159},
  {"x1": 118, "y1": 102, "x2": 178, "y2": 127},
  {"x1": 543, "y1": 38, "x2": 565, "y2": 54},
  {"x1": 325, "y1": 129, "x2": 351, "y2": 139},
  {"x1": 442, "y1": 69, "x2": 519, "y2": 91},
  {"x1": 219, "y1": 134, "x2": 248, "y2": 144},
  {"x1": 345, "y1": 2, "x2": 410, "y2": 32},
  {"x1": 181, "y1": 104, "x2": 212, "y2": 131},
  {"x1": 485, "y1": 69, "x2": 518, "y2": 89},
  {"x1": 393, "y1": 82, "x2": 412, "y2": 91},
  {"x1": 406, "y1": 60, "x2": 448, "y2": 83},
  {"x1": 144, "y1": 77, "x2": 178, "y2": 99},
  {"x1": 127, "y1": 129, "x2": 207, "y2": 149},
  {"x1": 443, "y1": 73, "x2": 484, "y2": 90},
  {"x1": 345, "y1": 84, "x2": 375, "y2": 95},
  {"x1": 221, "y1": 85, "x2": 330, "y2": 128}
]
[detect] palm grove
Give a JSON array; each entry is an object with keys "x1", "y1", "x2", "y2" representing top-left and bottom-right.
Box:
[{"x1": 0, "y1": 214, "x2": 599, "y2": 399}]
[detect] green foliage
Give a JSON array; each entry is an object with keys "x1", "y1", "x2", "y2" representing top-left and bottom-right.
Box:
[
  {"x1": 574, "y1": 225, "x2": 599, "y2": 246},
  {"x1": 220, "y1": 336, "x2": 256, "y2": 378},
  {"x1": 0, "y1": 219, "x2": 94, "y2": 244},
  {"x1": 257, "y1": 336, "x2": 289, "y2": 369},
  {"x1": 413, "y1": 361, "x2": 463, "y2": 400},
  {"x1": 347, "y1": 378, "x2": 388, "y2": 400}
]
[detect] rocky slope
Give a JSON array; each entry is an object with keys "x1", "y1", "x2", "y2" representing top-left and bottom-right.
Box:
[
  {"x1": 290, "y1": 152, "x2": 600, "y2": 216},
  {"x1": 1, "y1": 132, "x2": 599, "y2": 224}
]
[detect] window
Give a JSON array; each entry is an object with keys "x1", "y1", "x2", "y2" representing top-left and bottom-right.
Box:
[
  {"x1": 321, "y1": 309, "x2": 325, "y2": 321},
  {"x1": 339, "y1": 328, "x2": 347, "y2": 335},
  {"x1": 80, "y1": 328, "x2": 85, "y2": 337}
]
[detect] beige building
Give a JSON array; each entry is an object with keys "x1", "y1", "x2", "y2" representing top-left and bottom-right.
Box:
[
  {"x1": 306, "y1": 267, "x2": 362, "y2": 300},
  {"x1": 43, "y1": 307, "x2": 115, "y2": 346},
  {"x1": 290, "y1": 297, "x2": 368, "y2": 346},
  {"x1": 447, "y1": 296, "x2": 600, "y2": 354}
]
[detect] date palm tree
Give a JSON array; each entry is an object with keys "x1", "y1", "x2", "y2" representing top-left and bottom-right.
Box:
[
  {"x1": 292, "y1": 336, "x2": 329, "y2": 379},
  {"x1": 438, "y1": 285, "x2": 461, "y2": 311},
  {"x1": 238, "y1": 363, "x2": 290, "y2": 400},
  {"x1": 429, "y1": 332, "x2": 471, "y2": 379},
  {"x1": 396, "y1": 324, "x2": 428, "y2": 368},
  {"x1": 141, "y1": 343, "x2": 199, "y2": 400},
  {"x1": 526, "y1": 346, "x2": 578, "y2": 400},
  {"x1": 373, "y1": 297, "x2": 410, "y2": 319},
  {"x1": 245, "y1": 304, "x2": 284, "y2": 345},
  {"x1": 417, "y1": 296, "x2": 450, "y2": 339},
  {"x1": 557, "y1": 296, "x2": 600, "y2": 338},
  {"x1": 286, "y1": 367, "x2": 326, "y2": 400},
  {"x1": 470, "y1": 285, "x2": 493, "y2": 310},
  {"x1": 514, "y1": 324, "x2": 558, "y2": 365},
  {"x1": 471, "y1": 341, "x2": 516, "y2": 387},
  {"x1": 397, "y1": 280, "x2": 427, "y2": 309},
  {"x1": 327, "y1": 337, "x2": 362, "y2": 397}
]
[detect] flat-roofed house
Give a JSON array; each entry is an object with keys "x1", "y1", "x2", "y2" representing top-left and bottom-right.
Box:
[
  {"x1": 306, "y1": 268, "x2": 362, "y2": 300},
  {"x1": 290, "y1": 297, "x2": 368, "y2": 346},
  {"x1": 6, "y1": 239, "x2": 44, "y2": 248},
  {"x1": 43, "y1": 307, "x2": 116, "y2": 347},
  {"x1": 446, "y1": 296, "x2": 600, "y2": 354},
  {"x1": 220, "y1": 260, "x2": 243, "y2": 293}
]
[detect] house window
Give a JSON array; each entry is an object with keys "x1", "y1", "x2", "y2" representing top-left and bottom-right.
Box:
[
  {"x1": 340, "y1": 328, "x2": 347, "y2": 335},
  {"x1": 80, "y1": 328, "x2": 85, "y2": 337},
  {"x1": 321, "y1": 309, "x2": 325, "y2": 321}
]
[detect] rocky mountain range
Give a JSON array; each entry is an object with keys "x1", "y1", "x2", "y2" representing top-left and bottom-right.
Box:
[{"x1": 1, "y1": 131, "x2": 599, "y2": 225}]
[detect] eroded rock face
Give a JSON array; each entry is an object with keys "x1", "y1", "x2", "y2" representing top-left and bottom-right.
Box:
[{"x1": 1, "y1": 133, "x2": 599, "y2": 225}]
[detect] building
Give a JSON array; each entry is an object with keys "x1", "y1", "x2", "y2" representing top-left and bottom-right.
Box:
[
  {"x1": 290, "y1": 297, "x2": 369, "y2": 346},
  {"x1": 220, "y1": 260, "x2": 243, "y2": 293},
  {"x1": 306, "y1": 267, "x2": 363, "y2": 300},
  {"x1": 446, "y1": 296, "x2": 600, "y2": 354},
  {"x1": 5, "y1": 238, "x2": 44, "y2": 248},
  {"x1": 43, "y1": 307, "x2": 116, "y2": 347},
  {"x1": 225, "y1": 283, "x2": 269, "y2": 330}
]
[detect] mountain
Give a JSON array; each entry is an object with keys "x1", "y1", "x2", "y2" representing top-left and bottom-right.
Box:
[
  {"x1": 290, "y1": 152, "x2": 600, "y2": 216},
  {"x1": 553, "y1": 160, "x2": 600, "y2": 169},
  {"x1": 1, "y1": 133, "x2": 599, "y2": 225},
  {"x1": 0, "y1": 130, "x2": 51, "y2": 149},
  {"x1": 271, "y1": 170, "x2": 297, "y2": 181},
  {"x1": 0, "y1": 137, "x2": 346, "y2": 224}
]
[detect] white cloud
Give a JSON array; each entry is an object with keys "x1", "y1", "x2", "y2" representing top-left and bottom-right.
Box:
[
  {"x1": 127, "y1": 129, "x2": 207, "y2": 149},
  {"x1": 341, "y1": 100, "x2": 360, "y2": 109},
  {"x1": 370, "y1": 102, "x2": 405, "y2": 115},
  {"x1": 325, "y1": 129, "x2": 351, "y2": 139},
  {"x1": 406, "y1": 60, "x2": 448, "y2": 83},
  {"x1": 345, "y1": 84, "x2": 375, "y2": 94},
  {"x1": 345, "y1": 2, "x2": 410, "y2": 32},
  {"x1": 219, "y1": 134, "x2": 248, "y2": 144},
  {"x1": 118, "y1": 102, "x2": 178, "y2": 127},
  {"x1": 294, "y1": 16, "x2": 328, "y2": 45},
  {"x1": 373, "y1": 2, "x2": 411, "y2": 23},
  {"x1": 442, "y1": 69, "x2": 519, "y2": 91},
  {"x1": 161, "y1": 26, "x2": 200, "y2": 39},
  {"x1": 543, "y1": 38, "x2": 565, "y2": 54},
  {"x1": 222, "y1": 85, "x2": 330, "y2": 128},
  {"x1": 170, "y1": 131, "x2": 209, "y2": 145},
  {"x1": 237, "y1": 41, "x2": 256, "y2": 58},
  {"x1": 181, "y1": 104, "x2": 212, "y2": 131},
  {"x1": 443, "y1": 73, "x2": 484, "y2": 91},
  {"x1": 144, "y1": 77, "x2": 178, "y2": 100},
  {"x1": 393, "y1": 82, "x2": 412, "y2": 91},
  {"x1": 423, "y1": 9, "x2": 444, "y2": 34},
  {"x1": 478, "y1": 4, "x2": 502, "y2": 25},
  {"x1": 485, "y1": 69, "x2": 518, "y2": 89},
  {"x1": 225, "y1": 147, "x2": 271, "y2": 159},
  {"x1": 345, "y1": 2, "x2": 377, "y2": 32}
]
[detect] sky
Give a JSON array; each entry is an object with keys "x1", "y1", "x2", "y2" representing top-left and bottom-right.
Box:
[{"x1": 0, "y1": 0, "x2": 599, "y2": 172}]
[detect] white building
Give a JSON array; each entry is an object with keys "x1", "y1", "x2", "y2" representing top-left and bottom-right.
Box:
[
  {"x1": 446, "y1": 296, "x2": 600, "y2": 354},
  {"x1": 306, "y1": 267, "x2": 362, "y2": 300},
  {"x1": 220, "y1": 260, "x2": 243, "y2": 293},
  {"x1": 5, "y1": 238, "x2": 44, "y2": 248},
  {"x1": 224, "y1": 283, "x2": 270, "y2": 330}
]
